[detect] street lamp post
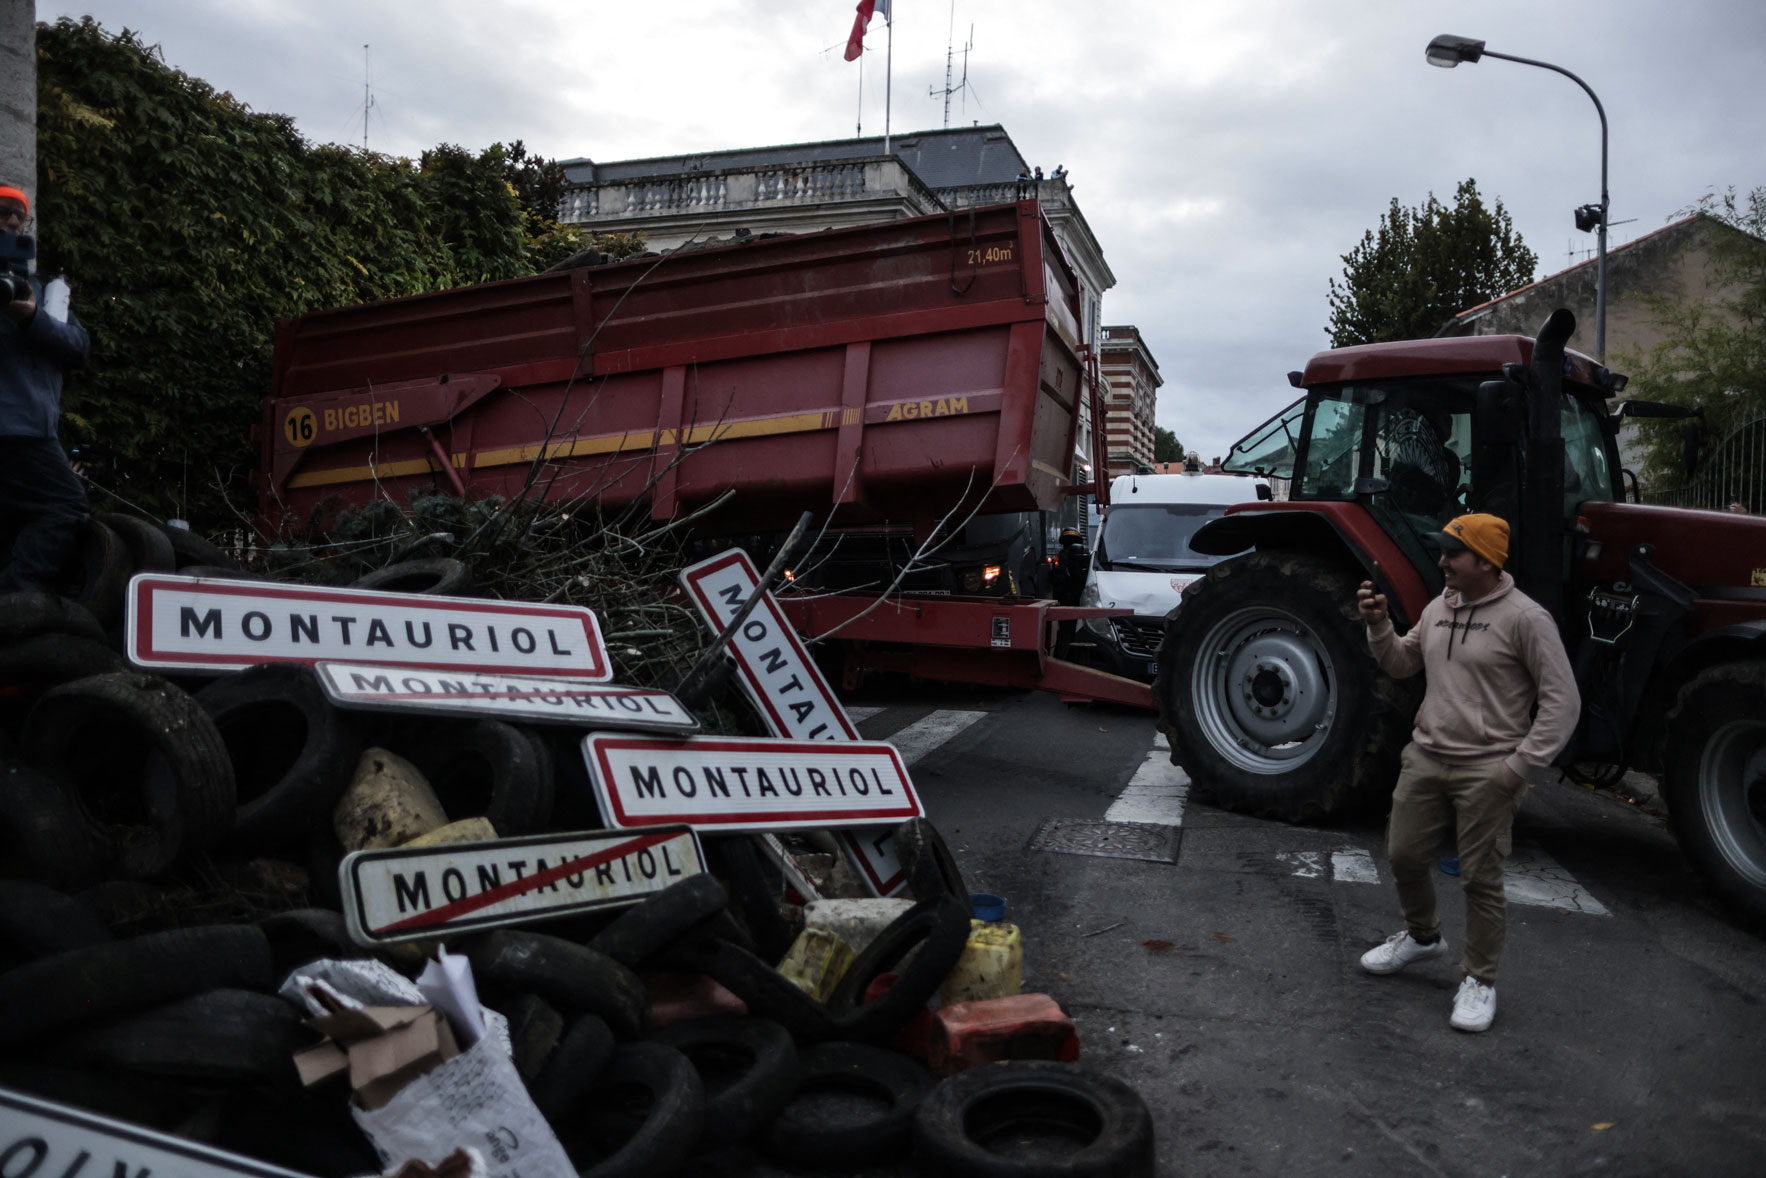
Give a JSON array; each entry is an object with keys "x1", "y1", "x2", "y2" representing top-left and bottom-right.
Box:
[{"x1": 1426, "y1": 34, "x2": 1609, "y2": 361}]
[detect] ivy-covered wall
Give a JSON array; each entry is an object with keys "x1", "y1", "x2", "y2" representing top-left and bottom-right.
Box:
[{"x1": 34, "y1": 17, "x2": 598, "y2": 528}]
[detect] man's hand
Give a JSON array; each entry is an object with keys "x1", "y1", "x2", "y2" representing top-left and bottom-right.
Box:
[
  {"x1": 5, "y1": 286, "x2": 35, "y2": 324},
  {"x1": 1357, "y1": 580, "x2": 1388, "y2": 626}
]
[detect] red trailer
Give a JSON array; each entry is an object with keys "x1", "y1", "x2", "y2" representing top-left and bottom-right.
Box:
[{"x1": 259, "y1": 201, "x2": 1152, "y2": 708}]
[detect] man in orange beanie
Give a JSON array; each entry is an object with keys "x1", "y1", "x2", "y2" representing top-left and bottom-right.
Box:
[
  {"x1": 2, "y1": 183, "x2": 92, "y2": 593},
  {"x1": 1354, "y1": 513, "x2": 1579, "y2": 1032}
]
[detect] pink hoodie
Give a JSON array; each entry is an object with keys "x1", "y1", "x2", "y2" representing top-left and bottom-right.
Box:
[{"x1": 1366, "y1": 572, "x2": 1581, "y2": 778}]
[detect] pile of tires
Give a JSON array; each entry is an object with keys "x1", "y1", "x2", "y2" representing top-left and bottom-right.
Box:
[{"x1": 0, "y1": 565, "x2": 1157, "y2": 1175}]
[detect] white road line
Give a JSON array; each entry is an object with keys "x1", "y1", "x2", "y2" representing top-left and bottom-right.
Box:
[
  {"x1": 1503, "y1": 847, "x2": 1611, "y2": 915},
  {"x1": 887, "y1": 709, "x2": 989, "y2": 766},
  {"x1": 1103, "y1": 733, "x2": 1189, "y2": 826},
  {"x1": 1277, "y1": 851, "x2": 1325, "y2": 878},
  {"x1": 1331, "y1": 848, "x2": 1381, "y2": 883},
  {"x1": 845, "y1": 706, "x2": 884, "y2": 723}
]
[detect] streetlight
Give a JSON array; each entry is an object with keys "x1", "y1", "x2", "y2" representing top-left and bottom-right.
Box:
[{"x1": 1426, "y1": 33, "x2": 1610, "y2": 361}]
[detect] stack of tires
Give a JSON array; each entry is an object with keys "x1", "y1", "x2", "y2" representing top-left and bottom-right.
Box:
[{"x1": 0, "y1": 539, "x2": 1157, "y2": 1177}]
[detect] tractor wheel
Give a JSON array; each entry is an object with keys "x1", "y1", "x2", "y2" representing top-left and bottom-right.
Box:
[
  {"x1": 1663, "y1": 662, "x2": 1766, "y2": 926},
  {"x1": 1153, "y1": 551, "x2": 1417, "y2": 823}
]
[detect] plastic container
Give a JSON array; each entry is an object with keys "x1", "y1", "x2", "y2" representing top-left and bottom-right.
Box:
[
  {"x1": 775, "y1": 927, "x2": 856, "y2": 1002},
  {"x1": 969, "y1": 892, "x2": 1006, "y2": 921},
  {"x1": 939, "y1": 919, "x2": 1023, "y2": 1005}
]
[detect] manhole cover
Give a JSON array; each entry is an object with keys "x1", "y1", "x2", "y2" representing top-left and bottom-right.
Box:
[{"x1": 1025, "y1": 819, "x2": 1181, "y2": 864}]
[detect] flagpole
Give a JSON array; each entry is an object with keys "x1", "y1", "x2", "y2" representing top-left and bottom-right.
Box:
[
  {"x1": 856, "y1": 50, "x2": 863, "y2": 136},
  {"x1": 883, "y1": 6, "x2": 893, "y2": 155}
]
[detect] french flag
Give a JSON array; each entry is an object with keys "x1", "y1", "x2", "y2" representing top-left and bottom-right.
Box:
[{"x1": 844, "y1": 0, "x2": 890, "y2": 62}]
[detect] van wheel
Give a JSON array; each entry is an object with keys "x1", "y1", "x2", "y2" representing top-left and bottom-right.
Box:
[{"x1": 1155, "y1": 551, "x2": 1416, "y2": 823}]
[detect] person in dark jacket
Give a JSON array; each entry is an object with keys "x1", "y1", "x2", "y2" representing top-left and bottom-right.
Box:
[{"x1": 1, "y1": 184, "x2": 91, "y2": 593}]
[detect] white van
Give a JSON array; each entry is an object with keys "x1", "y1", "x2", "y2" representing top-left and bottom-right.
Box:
[{"x1": 1074, "y1": 472, "x2": 1269, "y2": 679}]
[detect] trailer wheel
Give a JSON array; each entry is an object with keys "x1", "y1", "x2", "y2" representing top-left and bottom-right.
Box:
[
  {"x1": 1154, "y1": 551, "x2": 1416, "y2": 823},
  {"x1": 1664, "y1": 662, "x2": 1766, "y2": 926}
]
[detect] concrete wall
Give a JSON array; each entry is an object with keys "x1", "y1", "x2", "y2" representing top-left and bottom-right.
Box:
[{"x1": 0, "y1": 1, "x2": 35, "y2": 209}]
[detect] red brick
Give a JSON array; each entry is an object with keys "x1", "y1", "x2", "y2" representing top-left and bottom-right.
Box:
[{"x1": 928, "y1": 993, "x2": 1080, "y2": 1077}]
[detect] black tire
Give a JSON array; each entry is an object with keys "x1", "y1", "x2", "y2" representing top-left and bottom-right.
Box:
[
  {"x1": 591, "y1": 873, "x2": 730, "y2": 969},
  {"x1": 1663, "y1": 662, "x2": 1766, "y2": 925},
  {"x1": 208, "y1": 1084, "x2": 385, "y2": 1178},
  {"x1": 705, "y1": 834, "x2": 796, "y2": 964},
  {"x1": 531, "y1": 1013, "x2": 616, "y2": 1126},
  {"x1": 462, "y1": 930, "x2": 648, "y2": 1039},
  {"x1": 178, "y1": 565, "x2": 267, "y2": 581},
  {"x1": 194, "y1": 664, "x2": 358, "y2": 847},
  {"x1": 95, "y1": 513, "x2": 176, "y2": 574},
  {"x1": 24, "y1": 672, "x2": 236, "y2": 878},
  {"x1": 0, "y1": 593, "x2": 104, "y2": 644},
  {"x1": 759, "y1": 1041, "x2": 931, "y2": 1167},
  {"x1": 650, "y1": 1015, "x2": 800, "y2": 1147},
  {"x1": 0, "y1": 1064, "x2": 207, "y2": 1131},
  {"x1": 0, "y1": 634, "x2": 128, "y2": 687},
  {"x1": 0, "y1": 763, "x2": 113, "y2": 889},
  {"x1": 545, "y1": 726, "x2": 605, "y2": 830},
  {"x1": 897, "y1": 817, "x2": 968, "y2": 901},
  {"x1": 401, "y1": 719, "x2": 554, "y2": 836},
  {"x1": 0, "y1": 880, "x2": 113, "y2": 970},
  {"x1": 258, "y1": 908, "x2": 373, "y2": 977},
  {"x1": 498, "y1": 992, "x2": 566, "y2": 1084},
  {"x1": 912, "y1": 1061, "x2": 1155, "y2": 1178},
  {"x1": 63, "y1": 518, "x2": 132, "y2": 629},
  {"x1": 352, "y1": 558, "x2": 474, "y2": 596},
  {"x1": 565, "y1": 1042, "x2": 705, "y2": 1178},
  {"x1": 1154, "y1": 551, "x2": 1418, "y2": 822},
  {"x1": 826, "y1": 893, "x2": 971, "y2": 1043},
  {"x1": 668, "y1": 934, "x2": 837, "y2": 1043},
  {"x1": 160, "y1": 525, "x2": 239, "y2": 570},
  {"x1": 0, "y1": 924, "x2": 272, "y2": 1048},
  {"x1": 61, "y1": 987, "x2": 304, "y2": 1083}
]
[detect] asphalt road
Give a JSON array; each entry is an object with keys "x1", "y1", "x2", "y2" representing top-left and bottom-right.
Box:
[{"x1": 844, "y1": 682, "x2": 1766, "y2": 1178}]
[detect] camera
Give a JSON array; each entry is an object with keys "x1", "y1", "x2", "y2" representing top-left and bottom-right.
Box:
[{"x1": 1, "y1": 231, "x2": 35, "y2": 304}]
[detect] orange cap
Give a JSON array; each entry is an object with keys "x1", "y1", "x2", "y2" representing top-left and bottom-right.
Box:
[
  {"x1": 1429, "y1": 513, "x2": 1509, "y2": 568},
  {"x1": 0, "y1": 186, "x2": 28, "y2": 216}
]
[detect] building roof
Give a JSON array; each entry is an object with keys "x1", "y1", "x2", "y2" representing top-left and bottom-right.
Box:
[{"x1": 559, "y1": 124, "x2": 1031, "y2": 192}]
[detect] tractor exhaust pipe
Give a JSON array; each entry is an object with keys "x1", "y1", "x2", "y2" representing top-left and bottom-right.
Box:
[{"x1": 1519, "y1": 308, "x2": 1576, "y2": 619}]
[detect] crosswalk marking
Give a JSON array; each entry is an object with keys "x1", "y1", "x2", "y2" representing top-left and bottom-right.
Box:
[
  {"x1": 1272, "y1": 844, "x2": 1609, "y2": 915},
  {"x1": 845, "y1": 706, "x2": 884, "y2": 722},
  {"x1": 1103, "y1": 733, "x2": 1189, "y2": 826},
  {"x1": 884, "y1": 709, "x2": 988, "y2": 766}
]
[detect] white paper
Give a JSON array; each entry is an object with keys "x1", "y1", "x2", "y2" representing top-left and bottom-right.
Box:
[
  {"x1": 279, "y1": 958, "x2": 511, "y2": 1057},
  {"x1": 41, "y1": 276, "x2": 70, "y2": 323},
  {"x1": 351, "y1": 1034, "x2": 575, "y2": 1178},
  {"x1": 416, "y1": 949, "x2": 486, "y2": 1048}
]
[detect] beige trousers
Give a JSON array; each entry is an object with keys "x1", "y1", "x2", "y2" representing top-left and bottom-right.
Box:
[{"x1": 1386, "y1": 743, "x2": 1527, "y2": 984}]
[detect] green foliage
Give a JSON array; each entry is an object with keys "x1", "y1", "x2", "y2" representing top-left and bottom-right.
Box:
[
  {"x1": 1618, "y1": 188, "x2": 1766, "y2": 482},
  {"x1": 1327, "y1": 179, "x2": 1538, "y2": 347},
  {"x1": 34, "y1": 18, "x2": 620, "y2": 529},
  {"x1": 1153, "y1": 425, "x2": 1183, "y2": 464}
]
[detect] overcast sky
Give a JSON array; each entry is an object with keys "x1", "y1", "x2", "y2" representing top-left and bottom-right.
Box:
[{"x1": 37, "y1": 0, "x2": 1766, "y2": 462}]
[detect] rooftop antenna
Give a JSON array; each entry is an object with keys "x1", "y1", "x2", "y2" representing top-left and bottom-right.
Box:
[
  {"x1": 929, "y1": 4, "x2": 975, "y2": 128},
  {"x1": 363, "y1": 44, "x2": 374, "y2": 151}
]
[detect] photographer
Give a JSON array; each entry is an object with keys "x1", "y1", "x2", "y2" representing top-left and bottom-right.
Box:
[{"x1": 1, "y1": 184, "x2": 91, "y2": 594}]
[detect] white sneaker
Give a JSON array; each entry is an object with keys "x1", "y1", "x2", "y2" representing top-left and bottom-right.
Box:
[
  {"x1": 1450, "y1": 976, "x2": 1497, "y2": 1032},
  {"x1": 1359, "y1": 930, "x2": 1448, "y2": 975}
]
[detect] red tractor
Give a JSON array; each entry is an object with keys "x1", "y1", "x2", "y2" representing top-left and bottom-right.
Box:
[{"x1": 1156, "y1": 310, "x2": 1766, "y2": 923}]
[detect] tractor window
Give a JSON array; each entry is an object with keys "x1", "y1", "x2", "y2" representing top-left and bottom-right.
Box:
[
  {"x1": 1562, "y1": 394, "x2": 1615, "y2": 515},
  {"x1": 1297, "y1": 396, "x2": 1368, "y2": 499},
  {"x1": 1224, "y1": 397, "x2": 1303, "y2": 479}
]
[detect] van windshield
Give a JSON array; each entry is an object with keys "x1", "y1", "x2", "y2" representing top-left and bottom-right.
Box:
[{"x1": 1096, "y1": 504, "x2": 1225, "y2": 571}]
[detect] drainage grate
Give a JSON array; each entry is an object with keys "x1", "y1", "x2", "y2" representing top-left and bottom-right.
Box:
[{"x1": 1025, "y1": 819, "x2": 1181, "y2": 864}]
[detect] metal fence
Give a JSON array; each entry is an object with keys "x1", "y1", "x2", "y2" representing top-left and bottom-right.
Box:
[{"x1": 1644, "y1": 414, "x2": 1766, "y2": 514}]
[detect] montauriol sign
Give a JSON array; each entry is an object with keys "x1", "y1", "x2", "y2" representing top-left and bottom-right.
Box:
[
  {"x1": 340, "y1": 826, "x2": 704, "y2": 946},
  {"x1": 315, "y1": 662, "x2": 695, "y2": 732},
  {"x1": 125, "y1": 574, "x2": 609, "y2": 678},
  {"x1": 584, "y1": 733, "x2": 921, "y2": 833}
]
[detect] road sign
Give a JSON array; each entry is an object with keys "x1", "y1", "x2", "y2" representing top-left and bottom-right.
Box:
[
  {"x1": 341, "y1": 826, "x2": 705, "y2": 945},
  {"x1": 584, "y1": 733, "x2": 922, "y2": 833},
  {"x1": 0, "y1": 1087, "x2": 314, "y2": 1178},
  {"x1": 125, "y1": 574, "x2": 609, "y2": 679},
  {"x1": 680, "y1": 550, "x2": 906, "y2": 893},
  {"x1": 315, "y1": 662, "x2": 696, "y2": 732},
  {"x1": 679, "y1": 551, "x2": 858, "y2": 742}
]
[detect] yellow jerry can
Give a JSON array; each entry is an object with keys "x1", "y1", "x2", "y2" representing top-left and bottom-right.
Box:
[{"x1": 939, "y1": 919, "x2": 1023, "y2": 1005}]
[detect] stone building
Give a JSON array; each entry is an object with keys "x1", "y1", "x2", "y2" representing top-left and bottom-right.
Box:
[
  {"x1": 556, "y1": 125, "x2": 1116, "y2": 482},
  {"x1": 1098, "y1": 325, "x2": 1161, "y2": 477}
]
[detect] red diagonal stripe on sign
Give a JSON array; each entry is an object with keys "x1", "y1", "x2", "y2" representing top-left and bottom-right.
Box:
[{"x1": 376, "y1": 829, "x2": 682, "y2": 934}]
